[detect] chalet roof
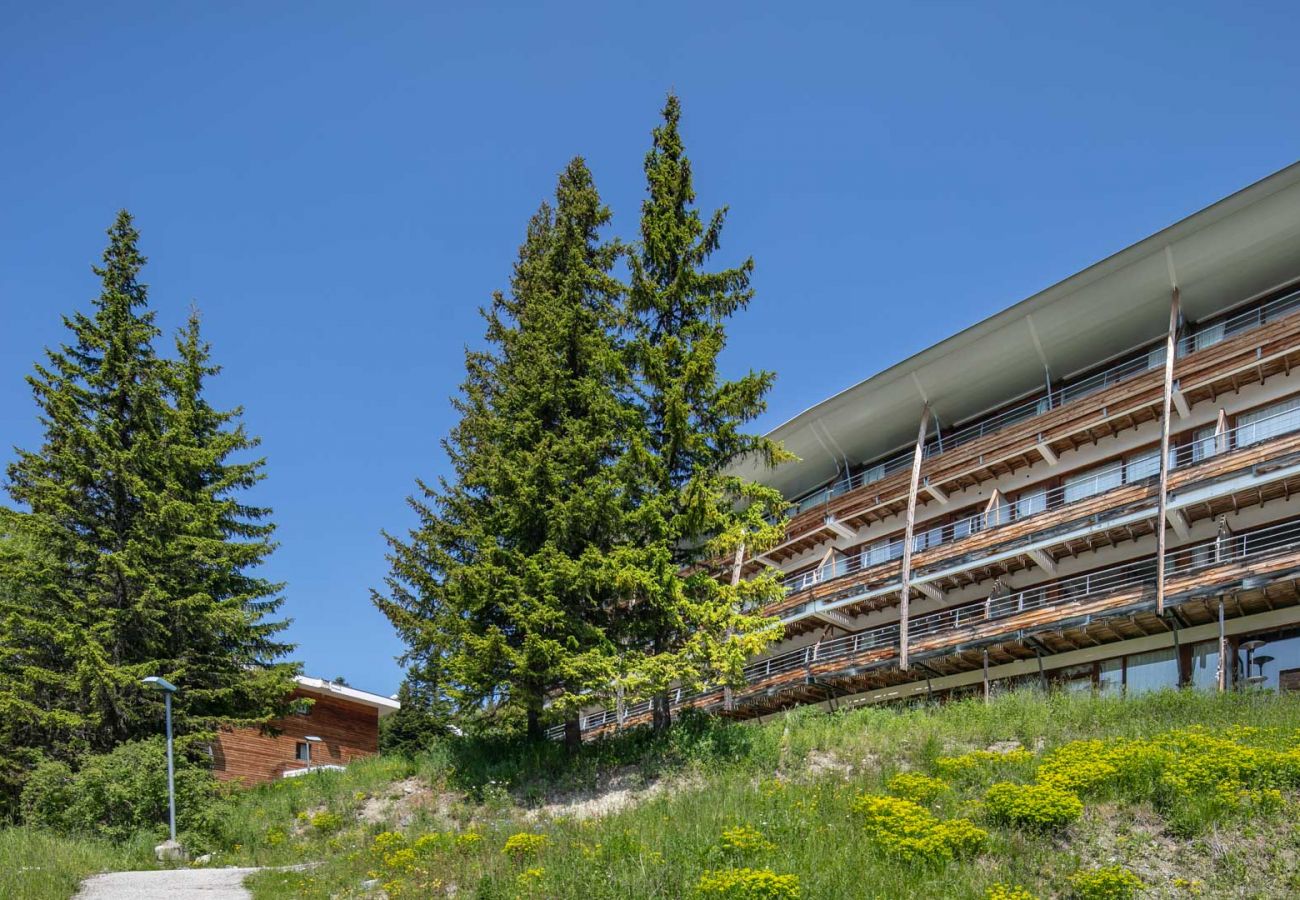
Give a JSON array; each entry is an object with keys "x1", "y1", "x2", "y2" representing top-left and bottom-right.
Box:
[
  {"x1": 294, "y1": 675, "x2": 400, "y2": 717},
  {"x1": 740, "y1": 160, "x2": 1300, "y2": 500}
]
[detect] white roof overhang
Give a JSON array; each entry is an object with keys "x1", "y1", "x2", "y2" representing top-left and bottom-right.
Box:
[
  {"x1": 740, "y1": 161, "x2": 1300, "y2": 499},
  {"x1": 294, "y1": 675, "x2": 401, "y2": 717}
]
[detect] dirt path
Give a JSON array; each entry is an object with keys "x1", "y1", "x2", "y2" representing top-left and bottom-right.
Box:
[{"x1": 76, "y1": 867, "x2": 263, "y2": 899}]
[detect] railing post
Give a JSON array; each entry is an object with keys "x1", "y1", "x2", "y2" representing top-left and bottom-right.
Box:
[
  {"x1": 1156, "y1": 285, "x2": 1181, "y2": 614},
  {"x1": 898, "y1": 403, "x2": 930, "y2": 671},
  {"x1": 1217, "y1": 599, "x2": 1227, "y2": 693}
]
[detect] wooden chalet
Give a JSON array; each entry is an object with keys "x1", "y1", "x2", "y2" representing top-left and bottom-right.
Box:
[{"x1": 211, "y1": 676, "x2": 399, "y2": 785}]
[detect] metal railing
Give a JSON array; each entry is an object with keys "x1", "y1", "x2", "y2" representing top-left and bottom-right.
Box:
[
  {"x1": 777, "y1": 402, "x2": 1300, "y2": 601},
  {"x1": 552, "y1": 514, "x2": 1300, "y2": 737},
  {"x1": 779, "y1": 287, "x2": 1300, "y2": 520}
]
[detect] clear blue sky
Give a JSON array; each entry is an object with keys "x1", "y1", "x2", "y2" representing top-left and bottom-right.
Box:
[{"x1": 3, "y1": 2, "x2": 1298, "y2": 697}]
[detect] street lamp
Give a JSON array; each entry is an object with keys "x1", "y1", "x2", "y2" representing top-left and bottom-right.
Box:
[
  {"x1": 303, "y1": 734, "x2": 322, "y2": 770},
  {"x1": 142, "y1": 676, "x2": 178, "y2": 845}
]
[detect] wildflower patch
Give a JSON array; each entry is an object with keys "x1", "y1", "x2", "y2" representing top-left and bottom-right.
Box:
[
  {"x1": 851, "y1": 794, "x2": 987, "y2": 865},
  {"x1": 695, "y1": 867, "x2": 801, "y2": 899}
]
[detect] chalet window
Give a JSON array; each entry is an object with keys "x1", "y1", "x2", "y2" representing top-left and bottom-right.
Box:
[
  {"x1": 1236, "y1": 396, "x2": 1300, "y2": 447},
  {"x1": 295, "y1": 741, "x2": 310, "y2": 762}
]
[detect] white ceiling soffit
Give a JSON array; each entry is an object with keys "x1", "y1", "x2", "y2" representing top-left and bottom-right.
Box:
[{"x1": 739, "y1": 161, "x2": 1300, "y2": 498}]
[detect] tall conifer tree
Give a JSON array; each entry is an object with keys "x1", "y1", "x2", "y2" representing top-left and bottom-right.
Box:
[
  {"x1": 1, "y1": 213, "x2": 293, "y2": 795},
  {"x1": 376, "y1": 160, "x2": 629, "y2": 745},
  {"x1": 619, "y1": 95, "x2": 790, "y2": 730}
]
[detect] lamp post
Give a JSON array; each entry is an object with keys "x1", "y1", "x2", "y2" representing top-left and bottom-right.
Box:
[
  {"x1": 304, "y1": 734, "x2": 322, "y2": 771},
  {"x1": 142, "y1": 676, "x2": 178, "y2": 844}
]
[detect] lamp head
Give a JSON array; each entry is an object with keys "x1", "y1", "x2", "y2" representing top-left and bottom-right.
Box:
[{"x1": 142, "y1": 676, "x2": 178, "y2": 693}]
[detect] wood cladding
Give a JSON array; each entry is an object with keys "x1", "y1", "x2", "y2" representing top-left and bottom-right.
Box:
[{"x1": 211, "y1": 690, "x2": 380, "y2": 785}]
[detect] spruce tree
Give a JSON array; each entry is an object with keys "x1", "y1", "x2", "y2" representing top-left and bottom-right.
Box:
[
  {"x1": 619, "y1": 95, "x2": 790, "y2": 730},
  {"x1": 376, "y1": 159, "x2": 629, "y2": 745},
  {"x1": 1, "y1": 212, "x2": 294, "y2": 792},
  {"x1": 158, "y1": 310, "x2": 296, "y2": 727}
]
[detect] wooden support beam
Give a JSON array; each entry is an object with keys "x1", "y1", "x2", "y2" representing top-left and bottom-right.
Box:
[
  {"x1": 1172, "y1": 382, "x2": 1191, "y2": 419},
  {"x1": 723, "y1": 541, "x2": 744, "y2": 712},
  {"x1": 897, "y1": 403, "x2": 930, "y2": 672},
  {"x1": 1155, "y1": 286, "x2": 1180, "y2": 615},
  {"x1": 1168, "y1": 508, "x2": 1191, "y2": 540},
  {"x1": 914, "y1": 582, "x2": 943, "y2": 603},
  {"x1": 823, "y1": 516, "x2": 856, "y2": 541},
  {"x1": 812, "y1": 608, "x2": 856, "y2": 630},
  {"x1": 1217, "y1": 599, "x2": 1227, "y2": 693},
  {"x1": 1028, "y1": 548, "x2": 1057, "y2": 574},
  {"x1": 982, "y1": 649, "x2": 991, "y2": 703},
  {"x1": 923, "y1": 482, "x2": 949, "y2": 504},
  {"x1": 1035, "y1": 441, "x2": 1059, "y2": 465}
]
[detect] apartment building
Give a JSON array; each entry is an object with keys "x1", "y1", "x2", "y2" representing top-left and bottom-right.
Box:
[{"x1": 561, "y1": 161, "x2": 1300, "y2": 738}]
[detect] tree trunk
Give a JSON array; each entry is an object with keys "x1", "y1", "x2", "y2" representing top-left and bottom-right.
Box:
[
  {"x1": 652, "y1": 692, "x2": 672, "y2": 732},
  {"x1": 526, "y1": 705, "x2": 544, "y2": 741},
  {"x1": 564, "y1": 715, "x2": 582, "y2": 753}
]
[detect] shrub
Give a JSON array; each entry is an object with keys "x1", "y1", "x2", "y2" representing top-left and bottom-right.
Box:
[
  {"x1": 886, "y1": 772, "x2": 948, "y2": 804},
  {"x1": 309, "y1": 810, "x2": 343, "y2": 833},
  {"x1": 983, "y1": 781, "x2": 1082, "y2": 832},
  {"x1": 695, "y1": 867, "x2": 801, "y2": 899},
  {"x1": 720, "y1": 824, "x2": 775, "y2": 853},
  {"x1": 1068, "y1": 865, "x2": 1142, "y2": 900},
  {"x1": 20, "y1": 738, "x2": 219, "y2": 845},
  {"x1": 935, "y1": 749, "x2": 1033, "y2": 783},
  {"x1": 851, "y1": 794, "x2": 987, "y2": 865},
  {"x1": 986, "y1": 885, "x2": 1036, "y2": 900},
  {"x1": 502, "y1": 831, "x2": 548, "y2": 859}
]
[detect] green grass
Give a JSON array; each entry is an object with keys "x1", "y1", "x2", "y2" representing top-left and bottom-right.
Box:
[
  {"x1": 12, "y1": 689, "x2": 1300, "y2": 898},
  {"x1": 0, "y1": 827, "x2": 155, "y2": 900},
  {"x1": 223, "y1": 690, "x2": 1300, "y2": 898}
]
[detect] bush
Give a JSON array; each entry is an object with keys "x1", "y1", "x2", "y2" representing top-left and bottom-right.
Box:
[
  {"x1": 20, "y1": 738, "x2": 219, "y2": 845},
  {"x1": 986, "y1": 885, "x2": 1036, "y2": 900},
  {"x1": 720, "y1": 824, "x2": 775, "y2": 853},
  {"x1": 695, "y1": 867, "x2": 801, "y2": 898},
  {"x1": 885, "y1": 772, "x2": 949, "y2": 804},
  {"x1": 983, "y1": 781, "x2": 1082, "y2": 832},
  {"x1": 1068, "y1": 865, "x2": 1142, "y2": 900},
  {"x1": 502, "y1": 831, "x2": 548, "y2": 859},
  {"x1": 851, "y1": 794, "x2": 987, "y2": 866}
]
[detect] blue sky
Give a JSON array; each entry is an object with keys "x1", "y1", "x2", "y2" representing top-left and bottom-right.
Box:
[{"x1": 3, "y1": 2, "x2": 1298, "y2": 696}]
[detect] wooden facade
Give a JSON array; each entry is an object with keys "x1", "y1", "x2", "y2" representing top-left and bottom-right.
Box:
[{"x1": 212, "y1": 684, "x2": 392, "y2": 785}]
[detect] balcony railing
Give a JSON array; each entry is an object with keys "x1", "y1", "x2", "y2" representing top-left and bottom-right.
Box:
[
  {"x1": 777, "y1": 402, "x2": 1300, "y2": 601},
  {"x1": 779, "y1": 287, "x2": 1300, "y2": 519},
  {"x1": 550, "y1": 513, "x2": 1300, "y2": 737}
]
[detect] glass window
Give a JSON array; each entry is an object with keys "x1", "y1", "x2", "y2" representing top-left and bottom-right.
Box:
[
  {"x1": 1097, "y1": 658, "x2": 1124, "y2": 696},
  {"x1": 1189, "y1": 425, "x2": 1217, "y2": 463},
  {"x1": 1125, "y1": 448, "x2": 1160, "y2": 482},
  {"x1": 1241, "y1": 633, "x2": 1300, "y2": 692},
  {"x1": 1015, "y1": 488, "x2": 1047, "y2": 519},
  {"x1": 295, "y1": 741, "x2": 310, "y2": 762},
  {"x1": 1236, "y1": 396, "x2": 1300, "y2": 448},
  {"x1": 1189, "y1": 641, "x2": 1220, "y2": 692},
  {"x1": 1124, "y1": 648, "x2": 1180, "y2": 695},
  {"x1": 866, "y1": 539, "x2": 900, "y2": 566},
  {"x1": 1064, "y1": 463, "x2": 1123, "y2": 504},
  {"x1": 1193, "y1": 322, "x2": 1225, "y2": 351}
]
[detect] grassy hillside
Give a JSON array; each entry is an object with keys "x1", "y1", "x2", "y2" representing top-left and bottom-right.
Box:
[
  {"x1": 7, "y1": 690, "x2": 1300, "y2": 898},
  {"x1": 201, "y1": 690, "x2": 1300, "y2": 898}
]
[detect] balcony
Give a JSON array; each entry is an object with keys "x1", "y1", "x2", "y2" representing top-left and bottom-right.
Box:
[
  {"x1": 759, "y1": 288, "x2": 1300, "y2": 568},
  {"x1": 759, "y1": 392, "x2": 1300, "y2": 626},
  {"x1": 557, "y1": 513, "x2": 1300, "y2": 737}
]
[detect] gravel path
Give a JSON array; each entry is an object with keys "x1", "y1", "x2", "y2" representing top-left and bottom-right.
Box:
[{"x1": 76, "y1": 867, "x2": 263, "y2": 899}]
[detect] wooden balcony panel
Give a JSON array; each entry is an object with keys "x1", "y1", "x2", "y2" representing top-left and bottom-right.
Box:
[{"x1": 771, "y1": 310, "x2": 1300, "y2": 556}]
